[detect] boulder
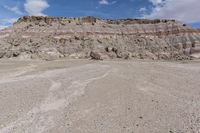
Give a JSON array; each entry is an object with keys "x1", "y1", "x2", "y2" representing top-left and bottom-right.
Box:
[
  {"x1": 144, "y1": 51, "x2": 158, "y2": 60},
  {"x1": 0, "y1": 51, "x2": 5, "y2": 58},
  {"x1": 115, "y1": 50, "x2": 132, "y2": 59},
  {"x1": 38, "y1": 48, "x2": 63, "y2": 61},
  {"x1": 105, "y1": 47, "x2": 113, "y2": 52},
  {"x1": 90, "y1": 51, "x2": 104, "y2": 60}
]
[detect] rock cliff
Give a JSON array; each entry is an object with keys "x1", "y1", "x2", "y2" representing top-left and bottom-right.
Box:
[{"x1": 0, "y1": 16, "x2": 200, "y2": 60}]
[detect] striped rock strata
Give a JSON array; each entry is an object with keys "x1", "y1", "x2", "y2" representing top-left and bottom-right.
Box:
[{"x1": 0, "y1": 16, "x2": 200, "y2": 60}]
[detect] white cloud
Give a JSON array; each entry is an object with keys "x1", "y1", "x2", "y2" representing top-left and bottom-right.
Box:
[
  {"x1": 0, "y1": 18, "x2": 18, "y2": 24},
  {"x1": 99, "y1": 0, "x2": 117, "y2": 5},
  {"x1": 139, "y1": 7, "x2": 147, "y2": 12},
  {"x1": 0, "y1": 18, "x2": 18, "y2": 30},
  {"x1": 0, "y1": 25, "x2": 8, "y2": 30},
  {"x1": 149, "y1": 0, "x2": 163, "y2": 6},
  {"x1": 4, "y1": 5, "x2": 23, "y2": 15},
  {"x1": 99, "y1": 0, "x2": 109, "y2": 5},
  {"x1": 110, "y1": 1, "x2": 117, "y2": 5},
  {"x1": 145, "y1": 0, "x2": 200, "y2": 23},
  {"x1": 24, "y1": 0, "x2": 49, "y2": 16}
]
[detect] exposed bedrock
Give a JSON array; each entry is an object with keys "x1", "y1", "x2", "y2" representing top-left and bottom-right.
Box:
[{"x1": 0, "y1": 16, "x2": 200, "y2": 60}]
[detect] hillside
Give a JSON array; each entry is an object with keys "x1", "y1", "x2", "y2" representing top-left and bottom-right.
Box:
[{"x1": 0, "y1": 16, "x2": 200, "y2": 60}]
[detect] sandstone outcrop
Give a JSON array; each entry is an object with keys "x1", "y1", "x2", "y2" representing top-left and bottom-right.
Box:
[{"x1": 0, "y1": 16, "x2": 200, "y2": 60}]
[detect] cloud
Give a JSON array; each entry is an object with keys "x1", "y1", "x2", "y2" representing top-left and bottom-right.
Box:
[
  {"x1": 149, "y1": 0, "x2": 163, "y2": 6},
  {"x1": 4, "y1": 5, "x2": 23, "y2": 15},
  {"x1": 0, "y1": 18, "x2": 18, "y2": 30},
  {"x1": 0, "y1": 18, "x2": 18, "y2": 24},
  {"x1": 145, "y1": 0, "x2": 200, "y2": 23},
  {"x1": 0, "y1": 25, "x2": 8, "y2": 30},
  {"x1": 110, "y1": 1, "x2": 117, "y2": 4},
  {"x1": 99, "y1": 0, "x2": 117, "y2": 5},
  {"x1": 24, "y1": 0, "x2": 49, "y2": 16},
  {"x1": 99, "y1": 0, "x2": 109, "y2": 5},
  {"x1": 139, "y1": 7, "x2": 147, "y2": 12}
]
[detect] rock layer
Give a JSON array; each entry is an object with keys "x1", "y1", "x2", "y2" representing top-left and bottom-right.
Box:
[{"x1": 0, "y1": 16, "x2": 200, "y2": 60}]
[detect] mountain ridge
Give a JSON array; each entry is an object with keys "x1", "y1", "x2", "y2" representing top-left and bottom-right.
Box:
[{"x1": 0, "y1": 16, "x2": 200, "y2": 60}]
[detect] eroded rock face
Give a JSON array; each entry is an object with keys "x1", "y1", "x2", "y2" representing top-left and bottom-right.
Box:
[{"x1": 0, "y1": 16, "x2": 200, "y2": 60}]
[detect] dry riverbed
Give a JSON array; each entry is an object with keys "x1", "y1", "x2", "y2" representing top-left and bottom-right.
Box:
[{"x1": 0, "y1": 59, "x2": 200, "y2": 133}]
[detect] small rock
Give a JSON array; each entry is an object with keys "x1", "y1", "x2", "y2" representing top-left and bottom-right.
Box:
[
  {"x1": 112, "y1": 47, "x2": 118, "y2": 53},
  {"x1": 74, "y1": 36, "x2": 80, "y2": 40},
  {"x1": 13, "y1": 51, "x2": 20, "y2": 57},
  {"x1": 124, "y1": 52, "x2": 132, "y2": 59},
  {"x1": 105, "y1": 47, "x2": 113, "y2": 52},
  {"x1": 116, "y1": 50, "x2": 123, "y2": 58},
  {"x1": 139, "y1": 116, "x2": 143, "y2": 119}
]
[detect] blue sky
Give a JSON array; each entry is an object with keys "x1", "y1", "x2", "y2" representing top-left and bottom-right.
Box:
[{"x1": 0, "y1": 0, "x2": 200, "y2": 29}]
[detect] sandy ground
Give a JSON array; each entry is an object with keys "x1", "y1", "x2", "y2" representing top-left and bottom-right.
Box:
[{"x1": 0, "y1": 59, "x2": 200, "y2": 133}]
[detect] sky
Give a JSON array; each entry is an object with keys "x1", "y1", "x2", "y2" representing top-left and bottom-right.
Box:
[{"x1": 0, "y1": 0, "x2": 200, "y2": 29}]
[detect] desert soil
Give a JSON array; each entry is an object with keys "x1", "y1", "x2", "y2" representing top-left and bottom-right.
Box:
[{"x1": 0, "y1": 59, "x2": 199, "y2": 133}]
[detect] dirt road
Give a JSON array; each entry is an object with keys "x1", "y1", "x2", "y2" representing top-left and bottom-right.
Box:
[{"x1": 0, "y1": 59, "x2": 199, "y2": 133}]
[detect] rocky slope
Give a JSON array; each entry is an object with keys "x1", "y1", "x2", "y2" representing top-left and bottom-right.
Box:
[{"x1": 0, "y1": 16, "x2": 200, "y2": 60}]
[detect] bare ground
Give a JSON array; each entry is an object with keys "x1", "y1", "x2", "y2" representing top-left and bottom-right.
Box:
[{"x1": 0, "y1": 59, "x2": 200, "y2": 133}]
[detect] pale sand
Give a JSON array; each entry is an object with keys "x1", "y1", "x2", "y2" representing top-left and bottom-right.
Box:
[{"x1": 0, "y1": 59, "x2": 199, "y2": 133}]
